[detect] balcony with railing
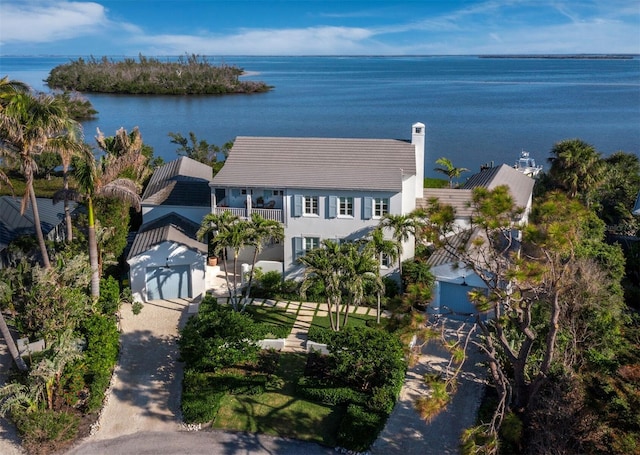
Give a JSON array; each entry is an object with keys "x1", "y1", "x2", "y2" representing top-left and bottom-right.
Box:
[{"x1": 213, "y1": 194, "x2": 283, "y2": 223}]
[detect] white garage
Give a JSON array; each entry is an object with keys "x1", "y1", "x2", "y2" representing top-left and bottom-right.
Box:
[{"x1": 127, "y1": 213, "x2": 207, "y2": 303}]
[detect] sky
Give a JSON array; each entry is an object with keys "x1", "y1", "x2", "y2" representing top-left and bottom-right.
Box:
[{"x1": 1, "y1": 0, "x2": 639, "y2": 56}]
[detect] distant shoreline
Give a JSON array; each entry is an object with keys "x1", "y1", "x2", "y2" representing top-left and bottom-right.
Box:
[{"x1": 479, "y1": 54, "x2": 635, "y2": 60}]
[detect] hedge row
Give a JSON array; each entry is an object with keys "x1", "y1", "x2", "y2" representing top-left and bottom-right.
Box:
[
  {"x1": 182, "y1": 370, "x2": 267, "y2": 423},
  {"x1": 337, "y1": 404, "x2": 388, "y2": 452},
  {"x1": 296, "y1": 377, "x2": 367, "y2": 406}
]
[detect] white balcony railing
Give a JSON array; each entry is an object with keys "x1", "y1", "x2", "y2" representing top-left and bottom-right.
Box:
[{"x1": 213, "y1": 206, "x2": 283, "y2": 223}]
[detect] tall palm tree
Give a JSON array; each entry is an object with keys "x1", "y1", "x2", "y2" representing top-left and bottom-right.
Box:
[
  {"x1": 198, "y1": 211, "x2": 251, "y2": 311},
  {"x1": 243, "y1": 213, "x2": 284, "y2": 307},
  {"x1": 434, "y1": 156, "x2": 469, "y2": 188},
  {"x1": 340, "y1": 241, "x2": 378, "y2": 328},
  {"x1": 0, "y1": 92, "x2": 77, "y2": 269},
  {"x1": 58, "y1": 136, "x2": 144, "y2": 299},
  {"x1": 299, "y1": 240, "x2": 343, "y2": 331},
  {"x1": 380, "y1": 213, "x2": 420, "y2": 295},
  {"x1": 367, "y1": 227, "x2": 399, "y2": 323}
]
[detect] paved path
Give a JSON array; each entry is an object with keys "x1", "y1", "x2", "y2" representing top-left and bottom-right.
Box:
[{"x1": 372, "y1": 321, "x2": 487, "y2": 455}]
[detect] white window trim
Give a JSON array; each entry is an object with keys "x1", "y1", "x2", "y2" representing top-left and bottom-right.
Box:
[
  {"x1": 303, "y1": 196, "x2": 319, "y2": 216},
  {"x1": 337, "y1": 196, "x2": 354, "y2": 218},
  {"x1": 372, "y1": 197, "x2": 389, "y2": 219}
]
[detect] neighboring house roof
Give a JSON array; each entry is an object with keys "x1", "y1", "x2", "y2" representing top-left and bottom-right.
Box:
[
  {"x1": 418, "y1": 189, "x2": 474, "y2": 218},
  {"x1": 142, "y1": 156, "x2": 213, "y2": 207},
  {"x1": 127, "y1": 212, "x2": 207, "y2": 260},
  {"x1": 426, "y1": 230, "x2": 471, "y2": 267},
  {"x1": 633, "y1": 190, "x2": 640, "y2": 216},
  {"x1": 212, "y1": 136, "x2": 417, "y2": 192},
  {"x1": 0, "y1": 196, "x2": 76, "y2": 250},
  {"x1": 462, "y1": 164, "x2": 534, "y2": 210}
]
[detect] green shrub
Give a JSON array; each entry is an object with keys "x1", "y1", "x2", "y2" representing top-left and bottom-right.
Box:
[
  {"x1": 14, "y1": 409, "x2": 79, "y2": 449},
  {"x1": 83, "y1": 314, "x2": 119, "y2": 411},
  {"x1": 368, "y1": 386, "x2": 396, "y2": 414},
  {"x1": 297, "y1": 377, "x2": 367, "y2": 406},
  {"x1": 181, "y1": 389, "x2": 225, "y2": 423},
  {"x1": 60, "y1": 360, "x2": 88, "y2": 406},
  {"x1": 255, "y1": 270, "x2": 283, "y2": 297},
  {"x1": 307, "y1": 325, "x2": 335, "y2": 344},
  {"x1": 383, "y1": 276, "x2": 399, "y2": 299},
  {"x1": 178, "y1": 303, "x2": 261, "y2": 372},
  {"x1": 337, "y1": 404, "x2": 387, "y2": 451},
  {"x1": 98, "y1": 275, "x2": 121, "y2": 315}
]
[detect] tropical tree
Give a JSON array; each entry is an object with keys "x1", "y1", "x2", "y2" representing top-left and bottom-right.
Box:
[
  {"x1": 379, "y1": 212, "x2": 421, "y2": 295},
  {"x1": 434, "y1": 156, "x2": 469, "y2": 188},
  {"x1": 0, "y1": 92, "x2": 79, "y2": 268},
  {"x1": 243, "y1": 213, "x2": 284, "y2": 305},
  {"x1": 198, "y1": 211, "x2": 251, "y2": 311},
  {"x1": 340, "y1": 241, "x2": 378, "y2": 328},
  {"x1": 57, "y1": 129, "x2": 145, "y2": 299},
  {"x1": 366, "y1": 227, "x2": 399, "y2": 323},
  {"x1": 547, "y1": 139, "x2": 604, "y2": 205},
  {"x1": 299, "y1": 239, "x2": 344, "y2": 331}
]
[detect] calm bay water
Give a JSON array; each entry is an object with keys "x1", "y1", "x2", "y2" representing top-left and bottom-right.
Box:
[{"x1": 1, "y1": 55, "x2": 639, "y2": 178}]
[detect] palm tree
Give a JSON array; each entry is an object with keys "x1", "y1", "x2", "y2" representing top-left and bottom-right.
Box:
[
  {"x1": 367, "y1": 227, "x2": 399, "y2": 323},
  {"x1": 340, "y1": 241, "x2": 378, "y2": 328},
  {"x1": 434, "y1": 157, "x2": 469, "y2": 188},
  {"x1": 299, "y1": 240, "x2": 343, "y2": 331},
  {"x1": 198, "y1": 211, "x2": 251, "y2": 311},
  {"x1": 0, "y1": 281, "x2": 28, "y2": 371},
  {"x1": 380, "y1": 213, "x2": 420, "y2": 295},
  {"x1": 548, "y1": 139, "x2": 604, "y2": 205},
  {"x1": 243, "y1": 213, "x2": 284, "y2": 307},
  {"x1": 0, "y1": 92, "x2": 78, "y2": 268},
  {"x1": 58, "y1": 136, "x2": 144, "y2": 299}
]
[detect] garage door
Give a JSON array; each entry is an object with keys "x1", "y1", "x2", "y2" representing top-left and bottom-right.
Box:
[{"x1": 145, "y1": 265, "x2": 191, "y2": 300}]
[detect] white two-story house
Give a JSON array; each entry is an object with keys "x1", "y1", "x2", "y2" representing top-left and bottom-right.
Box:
[{"x1": 209, "y1": 122, "x2": 426, "y2": 278}]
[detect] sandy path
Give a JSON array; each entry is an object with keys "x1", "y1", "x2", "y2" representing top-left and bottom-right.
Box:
[
  {"x1": 372, "y1": 322, "x2": 487, "y2": 455},
  {"x1": 80, "y1": 298, "x2": 189, "y2": 441}
]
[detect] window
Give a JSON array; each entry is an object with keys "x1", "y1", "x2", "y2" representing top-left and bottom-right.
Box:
[
  {"x1": 304, "y1": 196, "x2": 319, "y2": 215},
  {"x1": 373, "y1": 198, "x2": 389, "y2": 218},
  {"x1": 338, "y1": 197, "x2": 353, "y2": 217},
  {"x1": 381, "y1": 253, "x2": 392, "y2": 268},
  {"x1": 304, "y1": 237, "x2": 320, "y2": 251},
  {"x1": 294, "y1": 236, "x2": 320, "y2": 259}
]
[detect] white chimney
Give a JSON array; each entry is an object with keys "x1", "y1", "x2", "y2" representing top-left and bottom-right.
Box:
[{"x1": 412, "y1": 122, "x2": 425, "y2": 196}]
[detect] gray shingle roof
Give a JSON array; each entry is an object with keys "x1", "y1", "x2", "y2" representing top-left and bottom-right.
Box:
[
  {"x1": 418, "y1": 189, "x2": 474, "y2": 218},
  {"x1": 0, "y1": 196, "x2": 76, "y2": 250},
  {"x1": 462, "y1": 164, "x2": 534, "y2": 210},
  {"x1": 142, "y1": 156, "x2": 213, "y2": 207},
  {"x1": 212, "y1": 136, "x2": 416, "y2": 191},
  {"x1": 127, "y1": 212, "x2": 206, "y2": 260}
]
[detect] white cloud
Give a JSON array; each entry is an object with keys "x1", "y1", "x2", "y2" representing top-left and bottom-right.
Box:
[
  {"x1": 0, "y1": 1, "x2": 110, "y2": 43},
  {"x1": 131, "y1": 26, "x2": 377, "y2": 56}
]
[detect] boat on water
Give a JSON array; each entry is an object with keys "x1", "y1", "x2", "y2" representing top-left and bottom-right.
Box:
[{"x1": 514, "y1": 150, "x2": 543, "y2": 178}]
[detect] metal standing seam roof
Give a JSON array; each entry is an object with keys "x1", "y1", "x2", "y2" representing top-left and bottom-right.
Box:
[
  {"x1": 462, "y1": 164, "x2": 535, "y2": 210},
  {"x1": 425, "y1": 230, "x2": 472, "y2": 267},
  {"x1": 142, "y1": 156, "x2": 213, "y2": 207},
  {"x1": 212, "y1": 136, "x2": 417, "y2": 192},
  {"x1": 0, "y1": 196, "x2": 77, "y2": 249},
  {"x1": 127, "y1": 212, "x2": 207, "y2": 260}
]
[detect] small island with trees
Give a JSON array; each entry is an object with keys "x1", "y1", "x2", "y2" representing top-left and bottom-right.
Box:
[{"x1": 45, "y1": 54, "x2": 273, "y2": 95}]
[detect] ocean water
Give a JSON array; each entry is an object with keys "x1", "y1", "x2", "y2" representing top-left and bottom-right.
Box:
[{"x1": 1, "y1": 55, "x2": 639, "y2": 178}]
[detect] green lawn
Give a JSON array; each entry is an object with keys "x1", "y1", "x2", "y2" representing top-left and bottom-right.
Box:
[
  {"x1": 212, "y1": 353, "x2": 342, "y2": 446},
  {"x1": 244, "y1": 305, "x2": 297, "y2": 333},
  {"x1": 311, "y1": 309, "x2": 379, "y2": 330}
]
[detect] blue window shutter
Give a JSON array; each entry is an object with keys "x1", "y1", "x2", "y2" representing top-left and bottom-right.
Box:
[
  {"x1": 293, "y1": 237, "x2": 303, "y2": 260},
  {"x1": 293, "y1": 194, "x2": 303, "y2": 217},
  {"x1": 328, "y1": 195, "x2": 337, "y2": 218},
  {"x1": 363, "y1": 197, "x2": 373, "y2": 219}
]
